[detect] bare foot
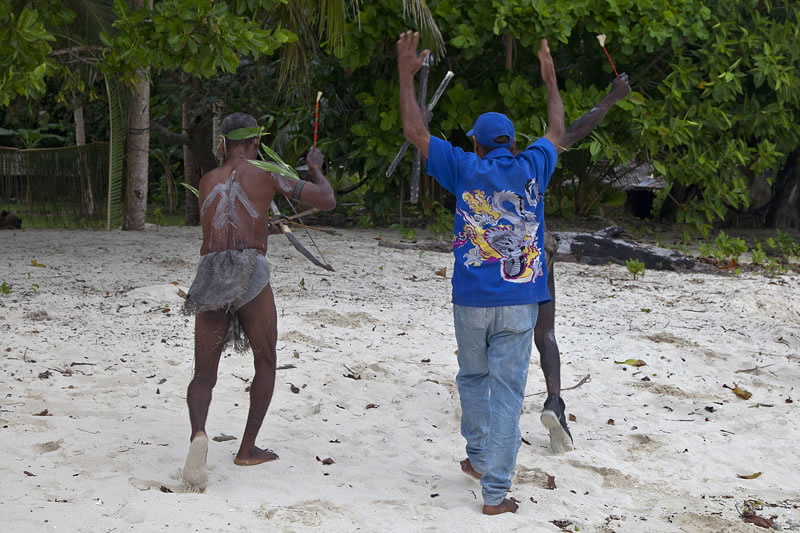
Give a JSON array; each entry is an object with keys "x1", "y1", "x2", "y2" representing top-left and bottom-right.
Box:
[
  {"x1": 460, "y1": 458, "x2": 482, "y2": 480},
  {"x1": 234, "y1": 446, "x2": 279, "y2": 466},
  {"x1": 182, "y1": 431, "x2": 208, "y2": 492},
  {"x1": 482, "y1": 498, "x2": 519, "y2": 515}
]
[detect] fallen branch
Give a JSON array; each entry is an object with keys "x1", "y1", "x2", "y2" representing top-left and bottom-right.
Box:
[{"x1": 526, "y1": 374, "x2": 591, "y2": 397}]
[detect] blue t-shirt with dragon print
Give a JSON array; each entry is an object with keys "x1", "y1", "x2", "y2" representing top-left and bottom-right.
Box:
[{"x1": 426, "y1": 136, "x2": 558, "y2": 307}]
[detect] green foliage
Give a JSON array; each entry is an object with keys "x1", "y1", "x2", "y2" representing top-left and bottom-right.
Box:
[
  {"x1": 765, "y1": 257, "x2": 788, "y2": 277},
  {"x1": 105, "y1": 75, "x2": 126, "y2": 230},
  {"x1": 2, "y1": 125, "x2": 68, "y2": 149},
  {"x1": 0, "y1": 4, "x2": 68, "y2": 105},
  {"x1": 0, "y1": 281, "x2": 10, "y2": 295},
  {"x1": 4, "y1": 0, "x2": 800, "y2": 232},
  {"x1": 180, "y1": 182, "x2": 200, "y2": 198},
  {"x1": 766, "y1": 229, "x2": 800, "y2": 258},
  {"x1": 102, "y1": 0, "x2": 294, "y2": 81},
  {"x1": 711, "y1": 231, "x2": 748, "y2": 262},
  {"x1": 750, "y1": 243, "x2": 766, "y2": 266},
  {"x1": 327, "y1": 0, "x2": 800, "y2": 228},
  {"x1": 625, "y1": 258, "x2": 646, "y2": 280},
  {"x1": 390, "y1": 224, "x2": 417, "y2": 240},
  {"x1": 223, "y1": 126, "x2": 266, "y2": 141},
  {"x1": 427, "y1": 203, "x2": 454, "y2": 241},
  {"x1": 248, "y1": 144, "x2": 301, "y2": 180}
]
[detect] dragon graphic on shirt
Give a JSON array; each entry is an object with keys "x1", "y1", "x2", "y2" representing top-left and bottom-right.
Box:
[{"x1": 454, "y1": 179, "x2": 544, "y2": 283}]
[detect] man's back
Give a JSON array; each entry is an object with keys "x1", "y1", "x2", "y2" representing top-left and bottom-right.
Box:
[{"x1": 198, "y1": 159, "x2": 277, "y2": 255}]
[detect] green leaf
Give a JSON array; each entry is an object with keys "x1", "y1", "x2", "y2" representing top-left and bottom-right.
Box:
[
  {"x1": 223, "y1": 126, "x2": 265, "y2": 140},
  {"x1": 180, "y1": 182, "x2": 199, "y2": 198},
  {"x1": 249, "y1": 143, "x2": 300, "y2": 180},
  {"x1": 248, "y1": 159, "x2": 298, "y2": 180}
]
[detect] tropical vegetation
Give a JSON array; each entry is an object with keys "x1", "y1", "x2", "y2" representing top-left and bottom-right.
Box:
[{"x1": 1, "y1": 0, "x2": 798, "y2": 235}]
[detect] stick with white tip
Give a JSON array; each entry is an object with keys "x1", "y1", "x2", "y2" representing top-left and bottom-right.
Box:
[
  {"x1": 314, "y1": 91, "x2": 322, "y2": 148},
  {"x1": 596, "y1": 34, "x2": 619, "y2": 77},
  {"x1": 386, "y1": 71, "x2": 454, "y2": 178}
]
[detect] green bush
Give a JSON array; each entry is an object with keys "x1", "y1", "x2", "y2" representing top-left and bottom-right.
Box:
[{"x1": 711, "y1": 231, "x2": 748, "y2": 262}]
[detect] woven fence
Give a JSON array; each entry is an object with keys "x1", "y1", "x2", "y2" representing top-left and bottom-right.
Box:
[{"x1": 0, "y1": 143, "x2": 111, "y2": 228}]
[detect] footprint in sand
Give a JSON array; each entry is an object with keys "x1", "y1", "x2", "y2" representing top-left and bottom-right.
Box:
[
  {"x1": 259, "y1": 500, "x2": 345, "y2": 526},
  {"x1": 302, "y1": 309, "x2": 379, "y2": 329},
  {"x1": 567, "y1": 459, "x2": 644, "y2": 490},
  {"x1": 36, "y1": 440, "x2": 62, "y2": 453},
  {"x1": 129, "y1": 477, "x2": 181, "y2": 493}
]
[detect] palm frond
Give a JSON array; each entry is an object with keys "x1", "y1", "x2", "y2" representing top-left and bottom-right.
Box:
[
  {"x1": 104, "y1": 73, "x2": 127, "y2": 230},
  {"x1": 276, "y1": 0, "x2": 363, "y2": 87},
  {"x1": 252, "y1": 144, "x2": 301, "y2": 180},
  {"x1": 402, "y1": 0, "x2": 445, "y2": 57}
]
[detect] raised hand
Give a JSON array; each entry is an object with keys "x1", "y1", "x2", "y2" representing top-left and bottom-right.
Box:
[
  {"x1": 609, "y1": 73, "x2": 631, "y2": 101},
  {"x1": 306, "y1": 146, "x2": 324, "y2": 169},
  {"x1": 538, "y1": 38, "x2": 557, "y2": 87},
  {"x1": 397, "y1": 31, "x2": 430, "y2": 81}
]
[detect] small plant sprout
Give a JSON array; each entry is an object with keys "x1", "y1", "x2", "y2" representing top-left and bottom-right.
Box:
[
  {"x1": 0, "y1": 281, "x2": 10, "y2": 295},
  {"x1": 712, "y1": 231, "x2": 747, "y2": 263},
  {"x1": 751, "y1": 243, "x2": 766, "y2": 266},
  {"x1": 625, "y1": 258, "x2": 646, "y2": 280}
]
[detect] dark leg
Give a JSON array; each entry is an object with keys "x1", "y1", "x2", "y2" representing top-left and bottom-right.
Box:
[
  {"x1": 183, "y1": 309, "x2": 230, "y2": 490},
  {"x1": 534, "y1": 266, "x2": 560, "y2": 396},
  {"x1": 536, "y1": 232, "x2": 574, "y2": 453},
  {"x1": 187, "y1": 310, "x2": 230, "y2": 437},
  {"x1": 233, "y1": 284, "x2": 279, "y2": 465}
]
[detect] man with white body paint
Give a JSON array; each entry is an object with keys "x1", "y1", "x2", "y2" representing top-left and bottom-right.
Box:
[{"x1": 180, "y1": 112, "x2": 335, "y2": 490}]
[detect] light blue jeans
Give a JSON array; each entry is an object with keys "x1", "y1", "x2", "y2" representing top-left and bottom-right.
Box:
[{"x1": 453, "y1": 303, "x2": 538, "y2": 506}]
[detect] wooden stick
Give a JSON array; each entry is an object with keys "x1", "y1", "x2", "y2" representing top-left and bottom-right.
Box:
[
  {"x1": 525, "y1": 374, "x2": 591, "y2": 397},
  {"x1": 282, "y1": 219, "x2": 341, "y2": 236},
  {"x1": 314, "y1": 91, "x2": 322, "y2": 148}
]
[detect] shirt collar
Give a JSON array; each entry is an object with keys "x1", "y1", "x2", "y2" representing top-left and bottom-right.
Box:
[{"x1": 483, "y1": 147, "x2": 513, "y2": 160}]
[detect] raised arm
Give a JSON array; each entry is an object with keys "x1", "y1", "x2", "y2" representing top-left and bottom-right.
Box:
[
  {"x1": 556, "y1": 74, "x2": 630, "y2": 153},
  {"x1": 538, "y1": 39, "x2": 564, "y2": 149},
  {"x1": 397, "y1": 30, "x2": 431, "y2": 158},
  {"x1": 298, "y1": 147, "x2": 335, "y2": 210},
  {"x1": 271, "y1": 147, "x2": 335, "y2": 211}
]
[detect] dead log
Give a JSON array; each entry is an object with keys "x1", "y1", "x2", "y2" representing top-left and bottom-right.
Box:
[
  {"x1": 376, "y1": 226, "x2": 699, "y2": 272},
  {"x1": 553, "y1": 226, "x2": 696, "y2": 271}
]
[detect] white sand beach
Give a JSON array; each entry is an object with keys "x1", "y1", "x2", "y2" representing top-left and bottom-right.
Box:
[{"x1": 1, "y1": 226, "x2": 798, "y2": 532}]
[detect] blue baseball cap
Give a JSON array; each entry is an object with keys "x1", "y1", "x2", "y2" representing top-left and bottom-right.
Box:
[{"x1": 467, "y1": 112, "x2": 515, "y2": 149}]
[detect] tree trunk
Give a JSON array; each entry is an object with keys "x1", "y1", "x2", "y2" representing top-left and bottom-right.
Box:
[
  {"x1": 123, "y1": 0, "x2": 151, "y2": 231},
  {"x1": 767, "y1": 148, "x2": 800, "y2": 229},
  {"x1": 165, "y1": 162, "x2": 175, "y2": 214},
  {"x1": 123, "y1": 69, "x2": 150, "y2": 230},
  {"x1": 182, "y1": 101, "x2": 202, "y2": 226},
  {"x1": 212, "y1": 100, "x2": 224, "y2": 164},
  {"x1": 75, "y1": 105, "x2": 96, "y2": 217},
  {"x1": 75, "y1": 106, "x2": 86, "y2": 145}
]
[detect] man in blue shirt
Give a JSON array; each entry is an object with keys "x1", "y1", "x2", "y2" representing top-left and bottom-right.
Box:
[{"x1": 396, "y1": 30, "x2": 629, "y2": 514}]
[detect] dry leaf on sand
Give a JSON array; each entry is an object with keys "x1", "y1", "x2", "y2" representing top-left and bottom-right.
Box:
[
  {"x1": 723, "y1": 383, "x2": 752, "y2": 400},
  {"x1": 736, "y1": 472, "x2": 761, "y2": 479},
  {"x1": 614, "y1": 359, "x2": 646, "y2": 367}
]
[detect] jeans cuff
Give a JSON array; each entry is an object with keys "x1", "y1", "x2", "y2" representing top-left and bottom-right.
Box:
[{"x1": 481, "y1": 489, "x2": 505, "y2": 507}]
